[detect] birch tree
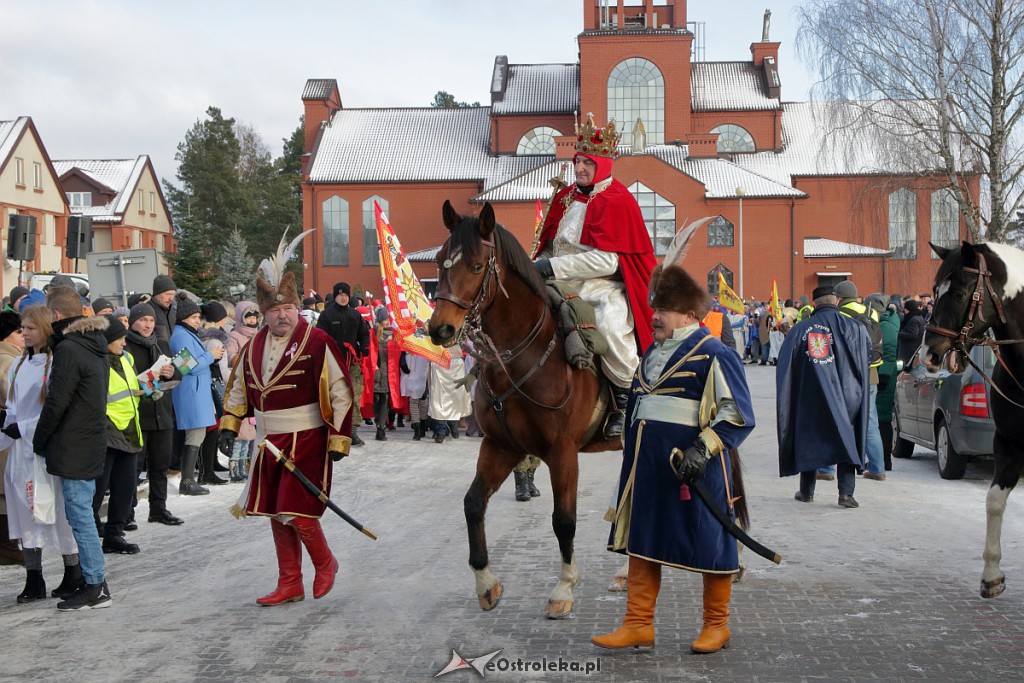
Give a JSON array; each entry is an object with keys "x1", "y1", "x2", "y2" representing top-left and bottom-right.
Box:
[{"x1": 797, "y1": 0, "x2": 1024, "y2": 243}]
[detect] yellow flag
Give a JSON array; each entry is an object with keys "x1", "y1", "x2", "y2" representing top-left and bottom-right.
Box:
[
  {"x1": 717, "y1": 271, "x2": 744, "y2": 314},
  {"x1": 770, "y1": 277, "x2": 783, "y2": 328},
  {"x1": 375, "y1": 202, "x2": 452, "y2": 369}
]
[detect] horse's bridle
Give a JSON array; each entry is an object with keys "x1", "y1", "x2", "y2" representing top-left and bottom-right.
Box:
[
  {"x1": 926, "y1": 251, "x2": 1024, "y2": 407},
  {"x1": 926, "y1": 252, "x2": 1007, "y2": 350},
  {"x1": 435, "y1": 236, "x2": 506, "y2": 345},
  {"x1": 434, "y1": 232, "x2": 573, "y2": 419}
]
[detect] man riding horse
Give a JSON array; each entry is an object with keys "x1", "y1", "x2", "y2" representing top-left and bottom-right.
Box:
[{"x1": 533, "y1": 114, "x2": 656, "y2": 438}]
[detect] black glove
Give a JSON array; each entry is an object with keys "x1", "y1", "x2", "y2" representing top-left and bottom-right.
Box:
[
  {"x1": 329, "y1": 450, "x2": 347, "y2": 462},
  {"x1": 217, "y1": 429, "x2": 237, "y2": 456},
  {"x1": 2, "y1": 423, "x2": 21, "y2": 440},
  {"x1": 670, "y1": 440, "x2": 712, "y2": 484},
  {"x1": 533, "y1": 258, "x2": 554, "y2": 280}
]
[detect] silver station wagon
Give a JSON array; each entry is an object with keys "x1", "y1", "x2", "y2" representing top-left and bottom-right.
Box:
[{"x1": 892, "y1": 344, "x2": 997, "y2": 479}]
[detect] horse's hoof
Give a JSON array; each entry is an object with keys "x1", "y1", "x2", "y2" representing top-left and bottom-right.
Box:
[
  {"x1": 478, "y1": 581, "x2": 503, "y2": 611},
  {"x1": 733, "y1": 566, "x2": 747, "y2": 584},
  {"x1": 544, "y1": 599, "x2": 574, "y2": 620},
  {"x1": 981, "y1": 575, "x2": 1005, "y2": 599},
  {"x1": 607, "y1": 576, "x2": 628, "y2": 592}
]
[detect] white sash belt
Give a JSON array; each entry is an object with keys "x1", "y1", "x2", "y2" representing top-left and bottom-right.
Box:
[
  {"x1": 255, "y1": 403, "x2": 324, "y2": 437},
  {"x1": 632, "y1": 394, "x2": 701, "y2": 428}
]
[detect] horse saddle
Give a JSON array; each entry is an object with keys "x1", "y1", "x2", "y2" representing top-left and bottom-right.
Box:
[{"x1": 544, "y1": 282, "x2": 609, "y2": 372}]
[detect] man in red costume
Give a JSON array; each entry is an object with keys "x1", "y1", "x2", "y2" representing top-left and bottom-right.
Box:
[
  {"x1": 218, "y1": 246, "x2": 355, "y2": 606},
  {"x1": 534, "y1": 114, "x2": 656, "y2": 437}
]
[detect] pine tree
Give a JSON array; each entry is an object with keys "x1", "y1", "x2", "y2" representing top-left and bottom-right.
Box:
[
  {"x1": 164, "y1": 216, "x2": 218, "y2": 300},
  {"x1": 216, "y1": 228, "x2": 257, "y2": 301}
]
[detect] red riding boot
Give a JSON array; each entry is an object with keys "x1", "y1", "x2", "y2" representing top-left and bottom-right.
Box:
[
  {"x1": 292, "y1": 518, "x2": 339, "y2": 599},
  {"x1": 257, "y1": 519, "x2": 304, "y2": 606}
]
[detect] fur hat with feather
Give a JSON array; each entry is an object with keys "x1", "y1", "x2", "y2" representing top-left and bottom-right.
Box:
[
  {"x1": 256, "y1": 229, "x2": 313, "y2": 314},
  {"x1": 648, "y1": 217, "x2": 714, "y2": 320}
]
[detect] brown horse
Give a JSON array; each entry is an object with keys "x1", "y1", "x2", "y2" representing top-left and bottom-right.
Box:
[{"x1": 429, "y1": 200, "x2": 619, "y2": 618}]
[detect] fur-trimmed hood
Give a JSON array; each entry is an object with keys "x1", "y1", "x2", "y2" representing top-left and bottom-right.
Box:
[{"x1": 64, "y1": 315, "x2": 110, "y2": 335}]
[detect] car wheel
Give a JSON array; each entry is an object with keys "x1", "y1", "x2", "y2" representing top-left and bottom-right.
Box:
[
  {"x1": 892, "y1": 409, "x2": 915, "y2": 459},
  {"x1": 936, "y1": 419, "x2": 967, "y2": 480}
]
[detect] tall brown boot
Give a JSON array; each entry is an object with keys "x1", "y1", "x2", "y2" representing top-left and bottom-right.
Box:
[
  {"x1": 691, "y1": 573, "x2": 732, "y2": 653},
  {"x1": 256, "y1": 519, "x2": 304, "y2": 606},
  {"x1": 592, "y1": 556, "x2": 661, "y2": 649}
]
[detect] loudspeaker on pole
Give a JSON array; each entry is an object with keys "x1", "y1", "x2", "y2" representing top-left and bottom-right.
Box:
[
  {"x1": 6, "y1": 214, "x2": 37, "y2": 261},
  {"x1": 66, "y1": 215, "x2": 93, "y2": 259}
]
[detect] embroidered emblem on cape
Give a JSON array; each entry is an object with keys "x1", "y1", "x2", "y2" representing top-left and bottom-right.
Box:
[{"x1": 807, "y1": 332, "x2": 831, "y2": 360}]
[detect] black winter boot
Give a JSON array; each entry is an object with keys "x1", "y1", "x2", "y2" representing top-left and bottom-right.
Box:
[
  {"x1": 526, "y1": 468, "x2": 541, "y2": 497},
  {"x1": 179, "y1": 446, "x2": 210, "y2": 496},
  {"x1": 412, "y1": 422, "x2": 423, "y2": 441},
  {"x1": 514, "y1": 472, "x2": 531, "y2": 502},
  {"x1": 17, "y1": 569, "x2": 47, "y2": 603},
  {"x1": 51, "y1": 563, "x2": 84, "y2": 599},
  {"x1": 604, "y1": 386, "x2": 630, "y2": 439},
  {"x1": 199, "y1": 434, "x2": 227, "y2": 485}
]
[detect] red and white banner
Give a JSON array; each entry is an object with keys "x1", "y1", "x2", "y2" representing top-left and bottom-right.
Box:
[{"x1": 375, "y1": 202, "x2": 452, "y2": 368}]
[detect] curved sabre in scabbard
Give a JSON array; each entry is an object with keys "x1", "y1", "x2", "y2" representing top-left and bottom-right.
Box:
[{"x1": 262, "y1": 440, "x2": 378, "y2": 540}]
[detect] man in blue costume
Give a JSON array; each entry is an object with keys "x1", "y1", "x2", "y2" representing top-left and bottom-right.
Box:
[
  {"x1": 593, "y1": 258, "x2": 755, "y2": 654},
  {"x1": 776, "y1": 285, "x2": 870, "y2": 508}
]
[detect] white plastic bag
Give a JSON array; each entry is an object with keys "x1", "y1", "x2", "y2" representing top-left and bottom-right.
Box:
[{"x1": 29, "y1": 456, "x2": 57, "y2": 525}]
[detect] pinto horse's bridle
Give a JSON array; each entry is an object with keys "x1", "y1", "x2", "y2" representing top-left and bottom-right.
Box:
[{"x1": 926, "y1": 251, "x2": 1024, "y2": 408}]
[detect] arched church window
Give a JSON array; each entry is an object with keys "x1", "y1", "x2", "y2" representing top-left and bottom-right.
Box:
[
  {"x1": 708, "y1": 264, "x2": 734, "y2": 295},
  {"x1": 710, "y1": 124, "x2": 755, "y2": 153},
  {"x1": 930, "y1": 188, "x2": 959, "y2": 258},
  {"x1": 888, "y1": 188, "x2": 917, "y2": 260},
  {"x1": 363, "y1": 195, "x2": 388, "y2": 266},
  {"x1": 516, "y1": 127, "x2": 561, "y2": 155},
  {"x1": 707, "y1": 216, "x2": 734, "y2": 247},
  {"x1": 628, "y1": 181, "x2": 675, "y2": 256},
  {"x1": 322, "y1": 195, "x2": 348, "y2": 266},
  {"x1": 608, "y1": 58, "x2": 664, "y2": 146}
]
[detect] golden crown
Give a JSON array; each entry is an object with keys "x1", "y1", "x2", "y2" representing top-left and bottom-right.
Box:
[{"x1": 575, "y1": 113, "x2": 620, "y2": 159}]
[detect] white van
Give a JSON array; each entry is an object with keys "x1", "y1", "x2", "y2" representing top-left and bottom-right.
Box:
[{"x1": 27, "y1": 272, "x2": 90, "y2": 294}]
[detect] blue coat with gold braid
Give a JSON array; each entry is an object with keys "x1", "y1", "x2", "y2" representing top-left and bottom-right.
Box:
[{"x1": 608, "y1": 324, "x2": 755, "y2": 573}]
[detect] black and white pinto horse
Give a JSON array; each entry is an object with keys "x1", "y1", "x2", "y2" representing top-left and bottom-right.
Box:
[{"x1": 925, "y1": 240, "x2": 1024, "y2": 598}]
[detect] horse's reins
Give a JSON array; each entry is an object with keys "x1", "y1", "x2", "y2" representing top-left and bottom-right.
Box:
[{"x1": 926, "y1": 252, "x2": 1024, "y2": 409}]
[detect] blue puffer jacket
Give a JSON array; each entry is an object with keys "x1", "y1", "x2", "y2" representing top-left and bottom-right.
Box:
[{"x1": 170, "y1": 322, "x2": 216, "y2": 430}]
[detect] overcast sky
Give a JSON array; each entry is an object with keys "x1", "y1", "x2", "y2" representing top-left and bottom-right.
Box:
[{"x1": 1, "y1": 1, "x2": 816, "y2": 187}]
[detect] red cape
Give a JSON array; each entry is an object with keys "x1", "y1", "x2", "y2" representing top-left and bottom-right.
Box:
[{"x1": 537, "y1": 178, "x2": 656, "y2": 352}]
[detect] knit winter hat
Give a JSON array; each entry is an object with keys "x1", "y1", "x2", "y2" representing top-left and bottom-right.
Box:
[
  {"x1": 102, "y1": 314, "x2": 127, "y2": 344},
  {"x1": 201, "y1": 301, "x2": 228, "y2": 324},
  {"x1": 8, "y1": 286, "x2": 28, "y2": 304},
  {"x1": 834, "y1": 280, "x2": 859, "y2": 300},
  {"x1": 333, "y1": 282, "x2": 351, "y2": 298},
  {"x1": 175, "y1": 291, "x2": 201, "y2": 322},
  {"x1": 91, "y1": 297, "x2": 115, "y2": 315},
  {"x1": 153, "y1": 274, "x2": 177, "y2": 296},
  {"x1": 129, "y1": 302, "x2": 156, "y2": 325},
  {"x1": 0, "y1": 310, "x2": 20, "y2": 341}
]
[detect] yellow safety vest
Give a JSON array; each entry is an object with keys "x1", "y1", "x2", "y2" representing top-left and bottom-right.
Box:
[
  {"x1": 107, "y1": 352, "x2": 143, "y2": 446},
  {"x1": 839, "y1": 301, "x2": 883, "y2": 369}
]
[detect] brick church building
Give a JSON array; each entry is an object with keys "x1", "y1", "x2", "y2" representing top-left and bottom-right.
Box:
[{"x1": 299, "y1": 0, "x2": 975, "y2": 303}]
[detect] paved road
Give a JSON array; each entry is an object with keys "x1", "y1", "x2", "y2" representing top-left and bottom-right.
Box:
[{"x1": 1, "y1": 365, "x2": 1022, "y2": 682}]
